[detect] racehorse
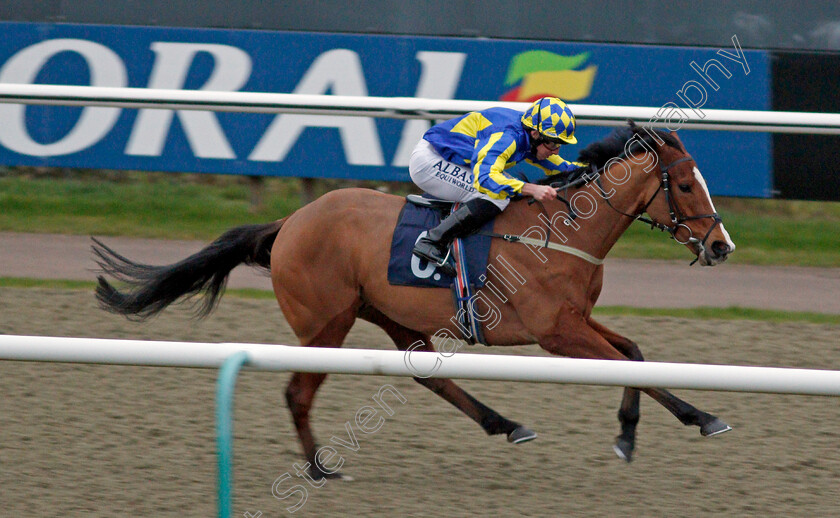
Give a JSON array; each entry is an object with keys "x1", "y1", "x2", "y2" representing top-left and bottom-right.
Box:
[{"x1": 93, "y1": 121, "x2": 736, "y2": 475}]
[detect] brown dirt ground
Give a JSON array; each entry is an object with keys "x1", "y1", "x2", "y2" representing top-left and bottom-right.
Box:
[{"x1": 1, "y1": 288, "x2": 839, "y2": 517}]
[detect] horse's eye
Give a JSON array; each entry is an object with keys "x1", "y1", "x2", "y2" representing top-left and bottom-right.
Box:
[{"x1": 678, "y1": 184, "x2": 691, "y2": 193}]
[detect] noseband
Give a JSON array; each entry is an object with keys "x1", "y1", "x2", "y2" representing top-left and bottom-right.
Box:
[{"x1": 599, "y1": 155, "x2": 722, "y2": 262}]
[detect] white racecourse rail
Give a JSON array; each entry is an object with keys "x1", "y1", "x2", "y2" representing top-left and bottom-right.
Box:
[
  {"x1": 1, "y1": 84, "x2": 840, "y2": 134},
  {"x1": 1, "y1": 335, "x2": 839, "y2": 396}
]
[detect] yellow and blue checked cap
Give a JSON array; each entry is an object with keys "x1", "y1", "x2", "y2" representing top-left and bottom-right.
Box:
[{"x1": 520, "y1": 97, "x2": 577, "y2": 144}]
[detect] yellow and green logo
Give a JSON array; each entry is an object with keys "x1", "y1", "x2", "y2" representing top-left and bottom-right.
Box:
[{"x1": 500, "y1": 50, "x2": 597, "y2": 102}]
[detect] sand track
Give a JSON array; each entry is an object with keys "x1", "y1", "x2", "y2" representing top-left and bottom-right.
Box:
[{"x1": 1, "y1": 288, "x2": 838, "y2": 517}]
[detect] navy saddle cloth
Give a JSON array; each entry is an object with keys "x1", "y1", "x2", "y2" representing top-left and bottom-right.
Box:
[{"x1": 387, "y1": 201, "x2": 493, "y2": 288}]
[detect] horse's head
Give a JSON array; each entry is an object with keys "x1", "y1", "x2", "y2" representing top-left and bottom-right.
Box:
[{"x1": 638, "y1": 127, "x2": 735, "y2": 266}]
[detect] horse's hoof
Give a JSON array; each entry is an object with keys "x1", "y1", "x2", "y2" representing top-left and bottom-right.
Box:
[
  {"x1": 310, "y1": 469, "x2": 354, "y2": 482},
  {"x1": 507, "y1": 425, "x2": 538, "y2": 444},
  {"x1": 613, "y1": 437, "x2": 634, "y2": 462},
  {"x1": 700, "y1": 418, "x2": 732, "y2": 437}
]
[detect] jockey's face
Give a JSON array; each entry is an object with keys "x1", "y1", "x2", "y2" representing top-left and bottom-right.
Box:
[{"x1": 530, "y1": 130, "x2": 561, "y2": 160}]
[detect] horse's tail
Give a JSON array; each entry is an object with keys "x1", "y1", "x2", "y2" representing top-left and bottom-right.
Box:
[{"x1": 93, "y1": 219, "x2": 285, "y2": 320}]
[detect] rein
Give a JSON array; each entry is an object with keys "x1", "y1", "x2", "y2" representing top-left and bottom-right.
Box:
[
  {"x1": 480, "y1": 150, "x2": 722, "y2": 267},
  {"x1": 479, "y1": 198, "x2": 605, "y2": 266},
  {"x1": 486, "y1": 231, "x2": 605, "y2": 265}
]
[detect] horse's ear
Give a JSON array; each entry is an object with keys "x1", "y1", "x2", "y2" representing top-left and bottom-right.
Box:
[
  {"x1": 669, "y1": 130, "x2": 688, "y2": 152},
  {"x1": 627, "y1": 120, "x2": 669, "y2": 148},
  {"x1": 628, "y1": 119, "x2": 651, "y2": 137},
  {"x1": 627, "y1": 119, "x2": 651, "y2": 142}
]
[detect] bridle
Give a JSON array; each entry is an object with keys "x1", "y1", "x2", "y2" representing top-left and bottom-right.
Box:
[{"x1": 597, "y1": 154, "x2": 723, "y2": 264}]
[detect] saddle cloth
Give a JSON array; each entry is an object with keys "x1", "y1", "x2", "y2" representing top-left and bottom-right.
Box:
[{"x1": 387, "y1": 202, "x2": 493, "y2": 288}]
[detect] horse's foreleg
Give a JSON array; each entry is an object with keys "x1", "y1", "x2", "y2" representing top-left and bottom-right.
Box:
[
  {"x1": 586, "y1": 318, "x2": 730, "y2": 440},
  {"x1": 540, "y1": 318, "x2": 642, "y2": 456},
  {"x1": 585, "y1": 317, "x2": 732, "y2": 459},
  {"x1": 542, "y1": 312, "x2": 730, "y2": 460},
  {"x1": 641, "y1": 388, "x2": 731, "y2": 437},
  {"x1": 586, "y1": 318, "x2": 643, "y2": 461},
  {"x1": 359, "y1": 307, "x2": 536, "y2": 444}
]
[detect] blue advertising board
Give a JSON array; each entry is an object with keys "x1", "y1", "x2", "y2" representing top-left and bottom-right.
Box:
[{"x1": 0, "y1": 22, "x2": 771, "y2": 197}]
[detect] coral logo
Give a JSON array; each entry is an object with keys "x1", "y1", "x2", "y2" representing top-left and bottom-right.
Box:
[{"x1": 500, "y1": 50, "x2": 597, "y2": 102}]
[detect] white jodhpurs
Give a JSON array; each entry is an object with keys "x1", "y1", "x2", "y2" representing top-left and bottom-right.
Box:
[{"x1": 408, "y1": 139, "x2": 510, "y2": 210}]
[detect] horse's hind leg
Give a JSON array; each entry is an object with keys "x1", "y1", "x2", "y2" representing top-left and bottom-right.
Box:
[
  {"x1": 359, "y1": 306, "x2": 536, "y2": 444},
  {"x1": 284, "y1": 305, "x2": 357, "y2": 480}
]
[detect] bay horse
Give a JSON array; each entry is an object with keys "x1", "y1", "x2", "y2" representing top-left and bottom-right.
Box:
[{"x1": 93, "y1": 121, "x2": 735, "y2": 474}]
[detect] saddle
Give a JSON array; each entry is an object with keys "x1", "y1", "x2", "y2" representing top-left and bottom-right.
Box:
[
  {"x1": 405, "y1": 193, "x2": 454, "y2": 211},
  {"x1": 388, "y1": 194, "x2": 492, "y2": 345}
]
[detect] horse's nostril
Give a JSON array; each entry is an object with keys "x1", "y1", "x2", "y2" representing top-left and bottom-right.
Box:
[{"x1": 711, "y1": 240, "x2": 730, "y2": 257}]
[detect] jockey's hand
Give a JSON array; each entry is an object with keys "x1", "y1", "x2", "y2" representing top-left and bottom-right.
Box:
[{"x1": 521, "y1": 183, "x2": 558, "y2": 203}]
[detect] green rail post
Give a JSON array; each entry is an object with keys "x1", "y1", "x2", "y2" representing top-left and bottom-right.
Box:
[{"x1": 216, "y1": 351, "x2": 251, "y2": 518}]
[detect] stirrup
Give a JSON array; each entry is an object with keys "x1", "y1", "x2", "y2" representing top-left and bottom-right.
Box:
[
  {"x1": 433, "y1": 247, "x2": 453, "y2": 269},
  {"x1": 413, "y1": 244, "x2": 455, "y2": 276}
]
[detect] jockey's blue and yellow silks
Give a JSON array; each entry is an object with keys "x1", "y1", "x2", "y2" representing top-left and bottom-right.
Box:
[{"x1": 423, "y1": 107, "x2": 582, "y2": 199}]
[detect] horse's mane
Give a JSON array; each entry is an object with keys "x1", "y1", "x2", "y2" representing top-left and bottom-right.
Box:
[
  {"x1": 578, "y1": 120, "x2": 683, "y2": 170},
  {"x1": 541, "y1": 120, "x2": 684, "y2": 187}
]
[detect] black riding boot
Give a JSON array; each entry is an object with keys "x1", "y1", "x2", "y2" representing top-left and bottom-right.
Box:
[{"x1": 412, "y1": 198, "x2": 502, "y2": 277}]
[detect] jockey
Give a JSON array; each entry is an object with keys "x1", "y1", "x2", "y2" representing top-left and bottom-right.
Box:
[{"x1": 409, "y1": 96, "x2": 584, "y2": 276}]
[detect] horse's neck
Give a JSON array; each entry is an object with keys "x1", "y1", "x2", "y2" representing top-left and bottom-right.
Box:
[{"x1": 526, "y1": 162, "x2": 656, "y2": 261}]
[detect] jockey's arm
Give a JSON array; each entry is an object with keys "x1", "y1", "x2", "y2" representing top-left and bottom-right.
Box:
[
  {"x1": 526, "y1": 154, "x2": 586, "y2": 177},
  {"x1": 472, "y1": 133, "x2": 564, "y2": 203},
  {"x1": 472, "y1": 133, "x2": 525, "y2": 199}
]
